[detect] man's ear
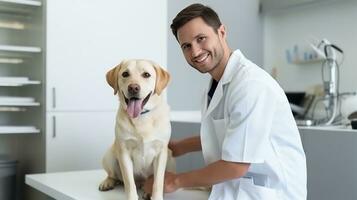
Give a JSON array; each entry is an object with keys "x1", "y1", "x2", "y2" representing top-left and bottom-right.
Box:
[
  {"x1": 218, "y1": 24, "x2": 226, "y2": 39},
  {"x1": 106, "y1": 62, "x2": 123, "y2": 95},
  {"x1": 153, "y1": 64, "x2": 171, "y2": 96}
]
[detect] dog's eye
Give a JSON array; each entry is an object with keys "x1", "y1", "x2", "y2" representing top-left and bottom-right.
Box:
[
  {"x1": 122, "y1": 71, "x2": 129, "y2": 78},
  {"x1": 142, "y1": 72, "x2": 151, "y2": 78}
]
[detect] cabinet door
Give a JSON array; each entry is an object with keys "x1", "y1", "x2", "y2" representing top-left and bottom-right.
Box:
[
  {"x1": 46, "y1": 112, "x2": 116, "y2": 172},
  {"x1": 171, "y1": 122, "x2": 205, "y2": 173},
  {"x1": 300, "y1": 129, "x2": 357, "y2": 200},
  {"x1": 46, "y1": 0, "x2": 167, "y2": 111}
]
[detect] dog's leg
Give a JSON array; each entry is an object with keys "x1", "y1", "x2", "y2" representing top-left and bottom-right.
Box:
[
  {"x1": 117, "y1": 145, "x2": 138, "y2": 200},
  {"x1": 99, "y1": 147, "x2": 123, "y2": 191},
  {"x1": 151, "y1": 144, "x2": 168, "y2": 200}
]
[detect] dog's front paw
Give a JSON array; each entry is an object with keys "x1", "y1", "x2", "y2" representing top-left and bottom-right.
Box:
[
  {"x1": 127, "y1": 193, "x2": 139, "y2": 200},
  {"x1": 151, "y1": 197, "x2": 164, "y2": 200},
  {"x1": 150, "y1": 195, "x2": 164, "y2": 200},
  {"x1": 99, "y1": 177, "x2": 117, "y2": 191}
]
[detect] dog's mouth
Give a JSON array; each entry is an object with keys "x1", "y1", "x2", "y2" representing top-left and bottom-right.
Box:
[{"x1": 123, "y1": 91, "x2": 152, "y2": 118}]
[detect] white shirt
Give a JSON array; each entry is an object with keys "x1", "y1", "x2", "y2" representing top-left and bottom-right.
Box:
[{"x1": 200, "y1": 49, "x2": 307, "y2": 200}]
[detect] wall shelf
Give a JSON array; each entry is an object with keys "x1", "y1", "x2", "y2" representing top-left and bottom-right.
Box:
[
  {"x1": 0, "y1": 44, "x2": 41, "y2": 53},
  {"x1": 0, "y1": 20, "x2": 25, "y2": 30},
  {"x1": 0, "y1": 0, "x2": 41, "y2": 6},
  {"x1": 0, "y1": 125, "x2": 40, "y2": 134},
  {"x1": 0, "y1": 102, "x2": 39, "y2": 106},
  {"x1": 0, "y1": 0, "x2": 41, "y2": 15},
  {"x1": 0, "y1": 106, "x2": 26, "y2": 111},
  {"x1": 0, "y1": 95, "x2": 40, "y2": 106},
  {"x1": 0, "y1": 57, "x2": 24, "y2": 64},
  {"x1": 0, "y1": 77, "x2": 41, "y2": 86},
  {"x1": 291, "y1": 58, "x2": 324, "y2": 65},
  {"x1": 0, "y1": 80, "x2": 40, "y2": 86}
]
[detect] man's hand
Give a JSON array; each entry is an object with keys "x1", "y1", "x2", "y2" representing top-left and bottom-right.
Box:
[
  {"x1": 143, "y1": 172, "x2": 180, "y2": 195},
  {"x1": 168, "y1": 140, "x2": 185, "y2": 157},
  {"x1": 161, "y1": 171, "x2": 180, "y2": 193},
  {"x1": 143, "y1": 160, "x2": 250, "y2": 197},
  {"x1": 143, "y1": 175, "x2": 154, "y2": 195},
  {"x1": 168, "y1": 136, "x2": 202, "y2": 157}
]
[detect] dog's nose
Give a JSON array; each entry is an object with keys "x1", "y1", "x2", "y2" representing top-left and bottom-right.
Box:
[{"x1": 128, "y1": 84, "x2": 140, "y2": 95}]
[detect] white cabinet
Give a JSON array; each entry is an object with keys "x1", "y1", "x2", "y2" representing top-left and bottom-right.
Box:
[
  {"x1": 46, "y1": 0, "x2": 167, "y2": 112},
  {"x1": 171, "y1": 121, "x2": 205, "y2": 173},
  {"x1": 46, "y1": 0, "x2": 115, "y2": 111},
  {"x1": 46, "y1": 112, "x2": 116, "y2": 172},
  {"x1": 299, "y1": 128, "x2": 357, "y2": 200}
]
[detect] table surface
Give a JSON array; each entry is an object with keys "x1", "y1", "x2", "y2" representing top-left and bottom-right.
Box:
[{"x1": 25, "y1": 169, "x2": 209, "y2": 200}]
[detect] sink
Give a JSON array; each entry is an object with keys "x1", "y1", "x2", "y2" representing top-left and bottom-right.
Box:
[{"x1": 310, "y1": 125, "x2": 350, "y2": 130}]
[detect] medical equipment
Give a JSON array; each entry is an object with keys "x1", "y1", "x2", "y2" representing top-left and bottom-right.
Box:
[{"x1": 310, "y1": 39, "x2": 343, "y2": 125}]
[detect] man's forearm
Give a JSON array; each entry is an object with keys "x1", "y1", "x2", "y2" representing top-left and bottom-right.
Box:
[
  {"x1": 181, "y1": 135, "x2": 202, "y2": 153},
  {"x1": 175, "y1": 160, "x2": 250, "y2": 188}
]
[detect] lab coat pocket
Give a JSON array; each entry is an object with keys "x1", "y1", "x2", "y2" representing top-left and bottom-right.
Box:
[
  {"x1": 211, "y1": 118, "x2": 226, "y2": 146},
  {"x1": 237, "y1": 178, "x2": 279, "y2": 200}
]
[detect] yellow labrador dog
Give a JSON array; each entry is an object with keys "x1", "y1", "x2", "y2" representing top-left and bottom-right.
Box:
[{"x1": 99, "y1": 59, "x2": 175, "y2": 200}]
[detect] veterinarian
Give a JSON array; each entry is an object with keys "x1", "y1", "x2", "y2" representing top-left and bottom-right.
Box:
[{"x1": 144, "y1": 3, "x2": 307, "y2": 200}]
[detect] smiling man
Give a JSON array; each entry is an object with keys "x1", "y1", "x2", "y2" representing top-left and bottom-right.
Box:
[
  {"x1": 178, "y1": 17, "x2": 229, "y2": 80},
  {"x1": 144, "y1": 3, "x2": 307, "y2": 200}
]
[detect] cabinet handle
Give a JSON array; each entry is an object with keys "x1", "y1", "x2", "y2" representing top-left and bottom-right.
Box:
[
  {"x1": 52, "y1": 87, "x2": 56, "y2": 109},
  {"x1": 52, "y1": 116, "x2": 56, "y2": 138}
]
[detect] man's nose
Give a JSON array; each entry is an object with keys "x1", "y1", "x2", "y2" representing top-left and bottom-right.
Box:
[{"x1": 191, "y1": 43, "x2": 202, "y2": 57}]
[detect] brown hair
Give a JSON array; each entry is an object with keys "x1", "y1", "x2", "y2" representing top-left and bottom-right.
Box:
[{"x1": 170, "y1": 3, "x2": 222, "y2": 40}]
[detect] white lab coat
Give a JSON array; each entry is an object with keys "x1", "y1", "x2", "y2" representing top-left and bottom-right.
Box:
[{"x1": 200, "y1": 50, "x2": 307, "y2": 200}]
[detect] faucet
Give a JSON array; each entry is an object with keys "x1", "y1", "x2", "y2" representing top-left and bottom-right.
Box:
[{"x1": 311, "y1": 39, "x2": 343, "y2": 125}]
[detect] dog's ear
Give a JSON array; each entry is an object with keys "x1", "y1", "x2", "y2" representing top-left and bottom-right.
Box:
[
  {"x1": 153, "y1": 64, "x2": 170, "y2": 95},
  {"x1": 106, "y1": 62, "x2": 122, "y2": 95}
]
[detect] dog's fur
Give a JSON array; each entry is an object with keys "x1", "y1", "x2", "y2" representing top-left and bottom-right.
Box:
[{"x1": 99, "y1": 59, "x2": 175, "y2": 200}]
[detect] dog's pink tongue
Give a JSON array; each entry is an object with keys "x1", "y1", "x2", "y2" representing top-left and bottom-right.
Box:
[{"x1": 126, "y1": 99, "x2": 143, "y2": 118}]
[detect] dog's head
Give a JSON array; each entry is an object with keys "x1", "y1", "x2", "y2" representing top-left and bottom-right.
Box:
[{"x1": 106, "y1": 59, "x2": 170, "y2": 118}]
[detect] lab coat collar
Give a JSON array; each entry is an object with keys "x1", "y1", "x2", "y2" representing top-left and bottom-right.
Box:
[
  {"x1": 220, "y1": 49, "x2": 244, "y2": 85},
  {"x1": 203, "y1": 49, "x2": 244, "y2": 118}
]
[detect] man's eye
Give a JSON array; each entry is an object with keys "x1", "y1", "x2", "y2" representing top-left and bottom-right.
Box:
[
  {"x1": 142, "y1": 72, "x2": 151, "y2": 78},
  {"x1": 197, "y1": 37, "x2": 206, "y2": 42},
  {"x1": 182, "y1": 44, "x2": 190, "y2": 50},
  {"x1": 122, "y1": 71, "x2": 129, "y2": 77}
]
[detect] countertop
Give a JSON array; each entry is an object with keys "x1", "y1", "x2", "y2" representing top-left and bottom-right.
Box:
[
  {"x1": 25, "y1": 169, "x2": 209, "y2": 200},
  {"x1": 170, "y1": 110, "x2": 357, "y2": 132}
]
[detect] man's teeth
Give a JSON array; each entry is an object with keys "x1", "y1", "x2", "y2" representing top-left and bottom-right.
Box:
[{"x1": 196, "y1": 54, "x2": 208, "y2": 63}]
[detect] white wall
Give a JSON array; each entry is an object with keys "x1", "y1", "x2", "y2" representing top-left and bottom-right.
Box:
[
  {"x1": 167, "y1": 0, "x2": 262, "y2": 110},
  {"x1": 263, "y1": 0, "x2": 357, "y2": 93}
]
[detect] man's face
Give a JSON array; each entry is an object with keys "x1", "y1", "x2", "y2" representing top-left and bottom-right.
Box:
[{"x1": 177, "y1": 17, "x2": 225, "y2": 74}]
